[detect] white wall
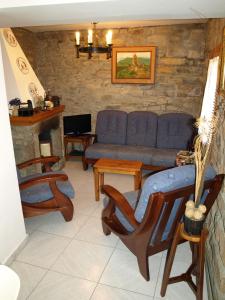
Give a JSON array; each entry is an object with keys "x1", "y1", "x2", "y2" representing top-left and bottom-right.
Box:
[{"x1": 0, "y1": 38, "x2": 27, "y2": 263}]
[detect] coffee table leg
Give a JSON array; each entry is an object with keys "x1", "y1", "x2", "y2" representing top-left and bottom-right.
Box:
[
  {"x1": 134, "y1": 171, "x2": 142, "y2": 190},
  {"x1": 93, "y1": 168, "x2": 100, "y2": 201},
  {"x1": 100, "y1": 173, "x2": 104, "y2": 194}
]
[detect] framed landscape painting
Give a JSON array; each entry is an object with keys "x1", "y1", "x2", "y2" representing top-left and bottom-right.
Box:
[{"x1": 112, "y1": 46, "x2": 156, "y2": 84}]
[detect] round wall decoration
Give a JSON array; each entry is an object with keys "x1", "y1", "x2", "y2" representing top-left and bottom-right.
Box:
[
  {"x1": 3, "y1": 29, "x2": 17, "y2": 47},
  {"x1": 16, "y1": 57, "x2": 29, "y2": 74},
  {"x1": 28, "y1": 82, "x2": 39, "y2": 98}
]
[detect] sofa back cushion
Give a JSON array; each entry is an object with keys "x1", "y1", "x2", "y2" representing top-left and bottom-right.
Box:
[
  {"x1": 126, "y1": 111, "x2": 158, "y2": 147},
  {"x1": 156, "y1": 113, "x2": 194, "y2": 149},
  {"x1": 96, "y1": 110, "x2": 127, "y2": 145}
]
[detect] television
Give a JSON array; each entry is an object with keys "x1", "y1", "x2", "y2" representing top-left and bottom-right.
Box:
[{"x1": 63, "y1": 114, "x2": 91, "y2": 136}]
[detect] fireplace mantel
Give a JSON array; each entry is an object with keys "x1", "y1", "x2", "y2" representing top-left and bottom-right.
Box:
[
  {"x1": 10, "y1": 105, "x2": 65, "y2": 126},
  {"x1": 10, "y1": 105, "x2": 65, "y2": 174}
]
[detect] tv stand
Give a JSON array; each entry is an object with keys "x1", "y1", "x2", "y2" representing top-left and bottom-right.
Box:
[{"x1": 64, "y1": 134, "x2": 95, "y2": 169}]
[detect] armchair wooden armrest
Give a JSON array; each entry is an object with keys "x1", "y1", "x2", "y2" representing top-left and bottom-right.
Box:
[
  {"x1": 19, "y1": 173, "x2": 68, "y2": 190},
  {"x1": 17, "y1": 156, "x2": 60, "y2": 171},
  {"x1": 102, "y1": 185, "x2": 139, "y2": 229}
]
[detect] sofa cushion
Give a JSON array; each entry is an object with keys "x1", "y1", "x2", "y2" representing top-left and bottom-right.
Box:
[
  {"x1": 150, "y1": 148, "x2": 179, "y2": 167},
  {"x1": 20, "y1": 171, "x2": 75, "y2": 203},
  {"x1": 126, "y1": 111, "x2": 158, "y2": 147},
  {"x1": 157, "y1": 113, "x2": 194, "y2": 149},
  {"x1": 85, "y1": 143, "x2": 154, "y2": 165},
  {"x1": 96, "y1": 110, "x2": 127, "y2": 145},
  {"x1": 86, "y1": 143, "x2": 178, "y2": 167}
]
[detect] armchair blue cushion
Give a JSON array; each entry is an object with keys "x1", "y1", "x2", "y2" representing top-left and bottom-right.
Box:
[
  {"x1": 19, "y1": 171, "x2": 75, "y2": 203},
  {"x1": 106, "y1": 165, "x2": 216, "y2": 241}
]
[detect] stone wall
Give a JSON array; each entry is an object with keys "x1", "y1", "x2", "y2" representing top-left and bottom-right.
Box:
[
  {"x1": 14, "y1": 24, "x2": 206, "y2": 129},
  {"x1": 205, "y1": 18, "x2": 225, "y2": 300}
]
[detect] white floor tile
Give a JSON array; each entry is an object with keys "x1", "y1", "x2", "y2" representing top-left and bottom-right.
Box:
[
  {"x1": 116, "y1": 240, "x2": 130, "y2": 252},
  {"x1": 100, "y1": 249, "x2": 162, "y2": 297},
  {"x1": 29, "y1": 271, "x2": 96, "y2": 300},
  {"x1": 16, "y1": 231, "x2": 70, "y2": 268},
  {"x1": 75, "y1": 216, "x2": 118, "y2": 247},
  {"x1": 37, "y1": 211, "x2": 89, "y2": 238},
  {"x1": 76, "y1": 195, "x2": 100, "y2": 216},
  {"x1": 24, "y1": 214, "x2": 49, "y2": 234},
  {"x1": 51, "y1": 239, "x2": 114, "y2": 282},
  {"x1": 91, "y1": 284, "x2": 154, "y2": 300},
  {"x1": 10, "y1": 261, "x2": 47, "y2": 300}
]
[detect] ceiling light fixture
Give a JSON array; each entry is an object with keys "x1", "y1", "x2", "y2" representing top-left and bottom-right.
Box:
[{"x1": 75, "y1": 22, "x2": 113, "y2": 59}]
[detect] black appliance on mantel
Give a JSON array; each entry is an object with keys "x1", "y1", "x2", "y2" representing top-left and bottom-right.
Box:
[
  {"x1": 63, "y1": 114, "x2": 91, "y2": 136},
  {"x1": 18, "y1": 100, "x2": 34, "y2": 116}
]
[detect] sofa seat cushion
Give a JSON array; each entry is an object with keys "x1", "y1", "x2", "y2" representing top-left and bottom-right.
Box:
[
  {"x1": 150, "y1": 148, "x2": 179, "y2": 167},
  {"x1": 20, "y1": 171, "x2": 75, "y2": 203},
  {"x1": 86, "y1": 143, "x2": 178, "y2": 167},
  {"x1": 85, "y1": 143, "x2": 153, "y2": 164}
]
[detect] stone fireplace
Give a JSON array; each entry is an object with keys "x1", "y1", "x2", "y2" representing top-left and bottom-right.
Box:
[{"x1": 10, "y1": 106, "x2": 65, "y2": 175}]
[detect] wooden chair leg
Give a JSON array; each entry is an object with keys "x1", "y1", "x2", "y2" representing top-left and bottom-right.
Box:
[
  {"x1": 102, "y1": 219, "x2": 111, "y2": 235},
  {"x1": 60, "y1": 204, "x2": 74, "y2": 221},
  {"x1": 196, "y1": 228, "x2": 208, "y2": 300},
  {"x1": 136, "y1": 250, "x2": 150, "y2": 281},
  {"x1": 160, "y1": 223, "x2": 182, "y2": 297}
]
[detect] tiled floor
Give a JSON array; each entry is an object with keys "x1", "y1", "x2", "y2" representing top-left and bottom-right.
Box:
[{"x1": 11, "y1": 160, "x2": 208, "y2": 300}]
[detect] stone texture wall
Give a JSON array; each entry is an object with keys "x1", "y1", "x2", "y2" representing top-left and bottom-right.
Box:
[
  {"x1": 13, "y1": 28, "x2": 38, "y2": 71},
  {"x1": 15, "y1": 24, "x2": 206, "y2": 129},
  {"x1": 205, "y1": 18, "x2": 225, "y2": 300}
]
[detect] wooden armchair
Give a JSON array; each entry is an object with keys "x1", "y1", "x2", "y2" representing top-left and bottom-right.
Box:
[
  {"x1": 101, "y1": 164, "x2": 224, "y2": 281},
  {"x1": 17, "y1": 156, "x2": 74, "y2": 221}
]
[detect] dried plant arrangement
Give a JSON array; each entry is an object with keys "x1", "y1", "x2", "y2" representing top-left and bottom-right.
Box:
[{"x1": 184, "y1": 114, "x2": 218, "y2": 234}]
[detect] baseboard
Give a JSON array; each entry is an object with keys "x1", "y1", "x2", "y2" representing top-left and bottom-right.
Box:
[{"x1": 3, "y1": 233, "x2": 29, "y2": 265}]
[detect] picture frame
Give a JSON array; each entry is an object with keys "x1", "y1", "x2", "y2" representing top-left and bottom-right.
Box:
[{"x1": 111, "y1": 46, "x2": 156, "y2": 84}]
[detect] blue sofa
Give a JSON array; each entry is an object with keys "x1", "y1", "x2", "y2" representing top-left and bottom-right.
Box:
[{"x1": 84, "y1": 110, "x2": 195, "y2": 170}]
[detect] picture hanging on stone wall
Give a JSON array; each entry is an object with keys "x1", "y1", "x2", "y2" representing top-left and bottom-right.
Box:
[
  {"x1": 112, "y1": 46, "x2": 156, "y2": 84},
  {"x1": 16, "y1": 57, "x2": 29, "y2": 74},
  {"x1": 3, "y1": 29, "x2": 17, "y2": 47}
]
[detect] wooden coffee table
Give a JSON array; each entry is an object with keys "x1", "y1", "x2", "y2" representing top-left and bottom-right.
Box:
[{"x1": 93, "y1": 158, "x2": 143, "y2": 201}]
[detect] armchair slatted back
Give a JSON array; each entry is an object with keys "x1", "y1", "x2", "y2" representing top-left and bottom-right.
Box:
[{"x1": 146, "y1": 175, "x2": 223, "y2": 253}]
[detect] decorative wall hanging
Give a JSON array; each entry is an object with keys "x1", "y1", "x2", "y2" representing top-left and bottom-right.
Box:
[
  {"x1": 111, "y1": 46, "x2": 156, "y2": 84},
  {"x1": 3, "y1": 29, "x2": 17, "y2": 47},
  {"x1": 16, "y1": 57, "x2": 29, "y2": 74},
  {"x1": 0, "y1": 28, "x2": 45, "y2": 105}
]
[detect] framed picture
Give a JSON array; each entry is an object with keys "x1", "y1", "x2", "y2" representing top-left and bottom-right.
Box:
[{"x1": 112, "y1": 46, "x2": 156, "y2": 84}]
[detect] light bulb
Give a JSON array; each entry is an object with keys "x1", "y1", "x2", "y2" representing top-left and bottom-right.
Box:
[
  {"x1": 106, "y1": 30, "x2": 112, "y2": 45},
  {"x1": 88, "y1": 29, "x2": 93, "y2": 44},
  {"x1": 75, "y1": 32, "x2": 80, "y2": 45}
]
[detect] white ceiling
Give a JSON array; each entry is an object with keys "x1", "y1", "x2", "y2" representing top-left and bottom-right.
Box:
[{"x1": 0, "y1": 0, "x2": 224, "y2": 31}]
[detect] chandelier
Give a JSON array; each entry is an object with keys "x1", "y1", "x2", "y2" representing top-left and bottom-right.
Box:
[{"x1": 75, "y1": 22, "x2": 113, "y2": 59}]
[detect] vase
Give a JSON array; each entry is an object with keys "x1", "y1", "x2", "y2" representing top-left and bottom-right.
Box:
[{"x1": 184, "y1": 215, "x2": 205, "y2": 236}]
